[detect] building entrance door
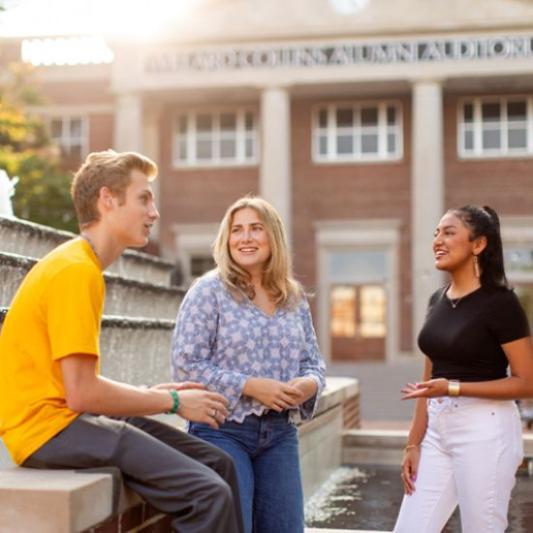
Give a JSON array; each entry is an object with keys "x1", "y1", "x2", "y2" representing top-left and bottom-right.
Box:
[
  {"x1": 326, "y1": 249, "x2": 389, "y2": 361},
  {"x1": 330, "y1": 283, "x2": 386, "y2": 361}
]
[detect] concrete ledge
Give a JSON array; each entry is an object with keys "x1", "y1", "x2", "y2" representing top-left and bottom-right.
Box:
[
  {"x1": 0, "y1": 216, "x2": 174, "y2": 284},
  {"x1": 315, "y1": 376, "x2": 359, "y2": 417},
  {"x1": 0, "y1": 469, "x2": 113, "y2": 533},
  {"x1": 1, "y1": 251, "x2": 183, "y2": 319},
  {"x1": 342, "y1": 429, "x2": 408, "y2": 465},
  {"x1": 306, "y1": 530, "x2": 390, "y2": 533},
  {"x1": 299, "y1": 406, "x2": 343, "y2": 500},
  {"x1": 524, "y1": 433, "x2": 533, "y2": 456},
  {"x1": 0, "y1": 377, "x2": 359, "y2": 532},
  {"x1": 343, "y1": 428, "x2": 533, "y2": 466}
]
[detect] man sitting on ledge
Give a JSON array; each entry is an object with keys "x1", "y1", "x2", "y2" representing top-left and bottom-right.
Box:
[{"x1": 0, "y1": 150, "x2": 244, "y2": 533}]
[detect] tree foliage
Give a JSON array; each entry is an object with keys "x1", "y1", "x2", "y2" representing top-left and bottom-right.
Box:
[{"x1": 0, "y1": 63, "x2": 77, "y2": 232}]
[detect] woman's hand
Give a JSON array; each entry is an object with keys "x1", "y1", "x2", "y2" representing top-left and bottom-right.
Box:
[
  {"x1": 400, "y1": 445, "x2": 421, "y2": 495},
  {"x1": 243, "y1": 378, "x2": 304, "y2": 412},
  {"x1": 287, "y1": 377, "x2": 318, "y2": 405},
  {"x1": 401, "y1": 378, "x2": 448, "y2": 400}
]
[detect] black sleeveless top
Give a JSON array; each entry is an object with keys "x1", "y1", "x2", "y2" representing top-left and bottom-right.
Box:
[{"x1": 418, "y1": 286, "x2": 530, "y2": 381}]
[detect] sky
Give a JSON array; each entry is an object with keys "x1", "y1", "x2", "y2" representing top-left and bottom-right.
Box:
[{"x1": 0, "y1": 0, "x2": 200, "y2": 39}]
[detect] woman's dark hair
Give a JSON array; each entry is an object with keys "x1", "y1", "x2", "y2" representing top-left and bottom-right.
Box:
[{"x1": 451, "y1": 204, "x2": 509, "y2": 290}]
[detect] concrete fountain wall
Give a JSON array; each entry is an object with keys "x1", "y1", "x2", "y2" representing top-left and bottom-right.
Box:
[{"x1": 0, "y1": 216, "x2": 360, "y2": 533}]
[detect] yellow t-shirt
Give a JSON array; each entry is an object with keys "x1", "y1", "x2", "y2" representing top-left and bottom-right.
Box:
[{"x1": 0, "y1": 238, "x2": 105, "y2": 465}]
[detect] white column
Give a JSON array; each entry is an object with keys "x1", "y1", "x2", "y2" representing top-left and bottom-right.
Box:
[
  {"x1": 114, "y1": 94, "x2": 164, "y2": 246},
  {"x1": 114, "y1": 93, "x2": 143, "y2": 152},
  {"x1": 411, "y1": 79, "x2": 444, "y2": 344},
  {"x1": 143, "y1": 104, "x2": 162, "y2": 243},
  {"x1": 260, "y1": 87, "x2": 292, "y2": 242}
]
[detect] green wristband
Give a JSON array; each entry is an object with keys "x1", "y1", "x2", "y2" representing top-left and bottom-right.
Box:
[{"x1": 166, "y1": 389, "x2": 180, "y2": 414}]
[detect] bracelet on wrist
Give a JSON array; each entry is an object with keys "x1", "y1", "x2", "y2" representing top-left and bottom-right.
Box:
[
  {"x1": 447, "y1": 380, "x2": 461, "y2": 397},
  {"x1": 404, "y1": 444, "x2": 420, "y2": 453},
  {"x1": 166, "y1": 389, "x2": 180, "y2": 414}
]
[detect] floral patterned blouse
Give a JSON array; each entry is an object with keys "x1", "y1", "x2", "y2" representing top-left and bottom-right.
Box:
[{"x1": 171, "y1": 271, "x2": 326, "y2": 423}]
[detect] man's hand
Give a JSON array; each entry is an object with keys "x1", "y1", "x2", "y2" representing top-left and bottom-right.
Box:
[
  {"x1": 243, "y1": 378, "x2": 304, "y2": 412},
  {"x1": 177, "y1": 389, "x2": 229, "y2": 429},
  {"x1": 151, "y1": 382, "x2": 206, "y2": 392}
]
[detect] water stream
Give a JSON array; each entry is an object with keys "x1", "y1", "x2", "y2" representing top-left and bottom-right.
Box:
[{"x1": 305, "y1": 464, "x2": 533, "y2": 532}]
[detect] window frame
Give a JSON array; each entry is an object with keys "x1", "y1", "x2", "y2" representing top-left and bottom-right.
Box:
[
  {"x1": 457, "y1": 96, "x2": 533, "y2": 159},
  {"x1": 311, "y1": 100, "x2": 403, "y2": 164},
  {"x1": 48, "y1": 115, "x2": 89, "y2": 159},
  {"x1": 172, "y1": 107, "x2": 259, "y2": 168},
  {"x1": 172, "y1": 223, "x2": 220, "y2": 286}
]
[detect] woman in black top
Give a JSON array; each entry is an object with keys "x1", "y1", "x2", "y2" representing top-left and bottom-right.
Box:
[{"x1": 393, "y1": 205, "x2": 533, "y2": 533}]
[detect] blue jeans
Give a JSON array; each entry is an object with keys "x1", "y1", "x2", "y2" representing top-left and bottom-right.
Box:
[{"x1": 189, "y1": 410, "x2": 304, "y2": 533}]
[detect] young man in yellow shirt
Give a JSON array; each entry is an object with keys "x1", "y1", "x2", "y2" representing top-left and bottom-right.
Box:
[{"x1": 0, "y1": 150, "x2": 244, "y2": 533}]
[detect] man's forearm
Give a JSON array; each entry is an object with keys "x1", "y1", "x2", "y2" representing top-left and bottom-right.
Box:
[{"x1": 67, "y1": 375, "x2": 173, "y2": 416}]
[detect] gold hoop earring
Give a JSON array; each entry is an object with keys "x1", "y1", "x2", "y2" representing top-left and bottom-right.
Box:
[{"x1": 473, "y1": 255, "x2": 480, "y2": 278}]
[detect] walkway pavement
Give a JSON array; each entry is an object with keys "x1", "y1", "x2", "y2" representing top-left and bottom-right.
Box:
[
  {"x1": 328, "y1": 359, "x2": 424, "y2": 423},
  {"x1": 307, "y1": 530, "x2": 390, "y2": 533}
]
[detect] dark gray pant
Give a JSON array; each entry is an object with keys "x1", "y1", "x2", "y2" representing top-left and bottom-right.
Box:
[{"x1": 24, "y1": 414, "x2": 244, "y2": 533}]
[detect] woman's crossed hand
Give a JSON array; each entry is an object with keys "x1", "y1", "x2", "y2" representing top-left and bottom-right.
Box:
[{"x1": 243, "y1": 377, "x2": 304, "y2": 412}]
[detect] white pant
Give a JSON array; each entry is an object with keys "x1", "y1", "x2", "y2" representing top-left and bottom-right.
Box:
[{"x1": 394, "y1": 397, "x2": 523, "y2": 533}]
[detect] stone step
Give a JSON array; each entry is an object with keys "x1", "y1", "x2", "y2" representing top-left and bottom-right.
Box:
[
  {"x1": 0, "y1": 469, "x2": 114, "y2": 533},
  {"x1": 342, "y1": 428, "x2": 533, "y2": 465},
  {"x1": 0, "y1": 381, "x2": 360, "y2": 531},
  {"x1": 1, "y1": 307, "x2": 178, "y2": 469},
  {"x1": 0, "y1": 216, "x2": 175, "y2": 285},
  {"x1": 99, "y1": 315, "x2": 175, "y2": 385},
  {"x1": 306, "y1": 530, "x2": 390, "y2": 533},
  {"x1": 0, "y1": 309, "x2": 175, "y2": 387},
  {"x1": 342, "y1": 428, "x2": 407, "y2": 465},
  {"x1": 1, "y1": 251, "x2": 184, "y2": 319}
]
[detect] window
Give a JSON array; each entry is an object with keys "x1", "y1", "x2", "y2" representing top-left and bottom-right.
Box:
[
  {"x1": 505, "y1": 246, "x2": 533, "y2": 274},
  {"x1": 174, "y1": 109, "x2": 258, "y2": 167},
  {"x1": 359, "y1": 285, "x2": 386, "y2": 338},
  {"x1": 190, "y1": 255, "x2": 216, "y2": 278},
  {"x1": 330, "y1": 286, "x2": 356, "y2": 337},
  {"x1": 458, "y1": 97, "x2": 533, "y2": 158},
  {"x1": 329, "y1": 284, "x2": 386, "y2": 339},
  {"x1": 504, "y1": 244, "x2": 533, "y2": 326},
  {"x1": 49, "y1": 116, "x2": 88, "y2": 159},
  {"x1": 313, "y1": 102, "x2": 402, "y2": 162}
]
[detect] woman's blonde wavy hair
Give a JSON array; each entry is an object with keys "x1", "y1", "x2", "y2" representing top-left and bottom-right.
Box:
[{"x1": 213, "y1": 196, "x2": 302, "y2": 308}]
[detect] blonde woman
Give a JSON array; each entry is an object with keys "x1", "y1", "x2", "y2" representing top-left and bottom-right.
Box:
[{"x1": 171, "y1": 196, "x2": 326, "y2": 533}]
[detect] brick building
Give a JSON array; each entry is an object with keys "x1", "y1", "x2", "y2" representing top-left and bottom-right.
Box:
[{"x1": 2, "y1": 0, "x2": 533, "y2": 364}]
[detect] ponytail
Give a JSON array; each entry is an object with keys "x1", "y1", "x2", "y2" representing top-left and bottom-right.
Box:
[{"x1": 451, "y1": 205, "x2": 508, "y2": 289}]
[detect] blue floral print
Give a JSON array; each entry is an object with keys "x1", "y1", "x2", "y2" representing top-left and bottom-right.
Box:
[{"x1": 171, "y1": 271, "x2": 326, "y2": 423}]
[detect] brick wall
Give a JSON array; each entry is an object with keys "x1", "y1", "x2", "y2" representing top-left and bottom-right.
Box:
[
  {"x1": 444, "y1": 92, "x2": 533, "y2": 213},
  {"x1": 291, "y1": 95, "x2": 413, "y2": 352},
  {"x1": 157, "y1": 103, "x2": 260, "y2": 253},
  {"x1": 343, "y1": 393, "x2": 361, "y2": 429},
  {"x1": 85, "y1": 502, "x2": 171, "y2": 533}
]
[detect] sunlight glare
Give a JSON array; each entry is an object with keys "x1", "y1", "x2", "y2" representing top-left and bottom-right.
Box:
[
  {"x1": 21, "y1": 36, "x2": 113, "y2": 66},
  {"x1": 0, "y1": 0, "x2": 200, "y2": 39}
]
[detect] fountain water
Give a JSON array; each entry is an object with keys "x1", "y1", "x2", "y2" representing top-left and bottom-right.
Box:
[{"x1": 0, "y1": 170, "x2": 18, "y2": 218}]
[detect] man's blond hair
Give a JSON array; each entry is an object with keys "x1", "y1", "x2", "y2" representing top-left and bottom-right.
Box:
[{"x1": 71, "y1": 150, "x2": 157, "y2": 227}]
